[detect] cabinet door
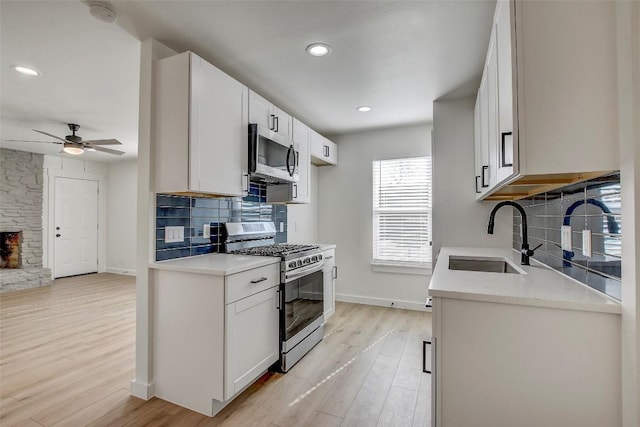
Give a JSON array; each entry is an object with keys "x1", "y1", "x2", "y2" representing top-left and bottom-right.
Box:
[
  {"x1": 495, "y1": 0, "x2": 515, "y2": 182},
  {"x1": 190, "y1": 55, "x2": 247, "y2": 196},
  {"x1": 249, "y1": 90, "x2": 274, "y2": 130},
  {"x1": 474, "y1": 95, "x2": 483, "y2": 197},
  {"x1": 486, "y1": 32, "x2": 499, "y2": 191},
  {"x1": 225, "y1": 286, "x2": 279, "y2": 400},
  {"x1": 322, "y1": 249, "x2": 336, "y2": 320},
  {"x1": 310, "y1": 130, "x2": 338, "y2": 166},
  {"x1": 274, "y1": 108, "x2": 293, "y2": 140},
  {"x1": 291, "y1": 119, "x2": 311, "y2": 203},
  {"x1": 477, "y1": 72, "x2": 490, "y2": 195}
]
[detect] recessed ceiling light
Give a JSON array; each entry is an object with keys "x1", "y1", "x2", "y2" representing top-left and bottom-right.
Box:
[
  {"x1": 12, "y1": 66, "x2": 40, "y2": 76},
  {"x1": 357, "y1": 106, "x2": 372, "y2": 112},
  {"x1": 306, "y1": 43, "x2": 331, "y2": 57}
]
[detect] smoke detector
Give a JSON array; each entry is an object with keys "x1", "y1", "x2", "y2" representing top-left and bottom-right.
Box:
[{"x1": 89, "y1": 2, "x2": 116, "y2": 23}]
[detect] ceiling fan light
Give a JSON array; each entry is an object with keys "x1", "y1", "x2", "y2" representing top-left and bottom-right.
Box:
[{"x1": 63, "y1": 144, "x2": 85, "y2": 155}]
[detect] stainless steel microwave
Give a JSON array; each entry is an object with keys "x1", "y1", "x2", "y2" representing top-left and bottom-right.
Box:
[{"x1": 248, "y1": 124, "x2": 299, "y2": 184}]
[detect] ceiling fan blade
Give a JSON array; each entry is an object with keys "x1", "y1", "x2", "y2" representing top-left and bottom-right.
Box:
[
  {"x1": 33, "y1": 129, "x2": 68, "y2": 143},
  {"x1": 92, "y1": 146, "x2": 125, "y2": 155},
  {"x1": 83, "y1": 138, "x2": 122, "y2": 146},
  {"x1": 4, "y1": 139, "x2": 62, "y2": 144}
]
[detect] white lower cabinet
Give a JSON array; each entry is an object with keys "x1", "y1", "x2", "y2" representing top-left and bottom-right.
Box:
[
  {"x1": 152, "y1": 262, "x2": 279, "y2": 416},
  {"x1": 431, "y1": 296, "x2": 621, "y2": 427},
  {"x1": 225, "y1": 285, "x2": 279, "y2": 399},
  {"x1": 322, "y1": 248, "x2": 336, "y2": 320}
]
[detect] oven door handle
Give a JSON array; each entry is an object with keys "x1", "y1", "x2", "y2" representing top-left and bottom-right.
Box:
[{"x1": 285, "y1": 261, "x2": 324, "y2": 282}]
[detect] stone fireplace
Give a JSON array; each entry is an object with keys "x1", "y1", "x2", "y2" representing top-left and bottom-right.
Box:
[{"x1": 0, "y1": 148, "x2": 51, "y2": 292}]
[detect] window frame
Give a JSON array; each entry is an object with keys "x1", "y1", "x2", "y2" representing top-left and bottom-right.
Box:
[{"x1": 371, "y1": 156, "x2": 432, "y2": 274}]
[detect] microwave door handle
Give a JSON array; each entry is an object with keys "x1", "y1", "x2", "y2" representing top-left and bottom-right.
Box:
[{"x1": 286, "y1": 145, "x2": 294, "y2": 177}]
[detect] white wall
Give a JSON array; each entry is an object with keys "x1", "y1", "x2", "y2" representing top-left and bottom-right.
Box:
[
  {"x1": 106, "y1": 160, "x2": 137, "y2": 275},
  {"x1": 617, "y1": 1, "x2": 640, "y2": 424},
  {"x1": 317, "y1": 124, "x2": 432, "y2": 310},
  {"x1": 287, "y1": 165, "x2": 319, "y2": 244},
  {"x1": 431, "y1": 97, "x2": 512, "y2": 263}
]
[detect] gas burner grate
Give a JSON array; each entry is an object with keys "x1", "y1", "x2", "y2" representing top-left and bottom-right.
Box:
[{"x1": 230, "y1": 243, "x2": 320, "y2": 257}]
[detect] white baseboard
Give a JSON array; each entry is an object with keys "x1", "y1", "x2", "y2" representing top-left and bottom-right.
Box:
[
  {"x1": 106, "y1": 267, "x2": 137, "y2": 276},
  {"x1": 335, "y1": 293, "x2": 430, "y2": 312},
  {"x1": 130, "y1": 379, "x2": 154, "y2": 400}
]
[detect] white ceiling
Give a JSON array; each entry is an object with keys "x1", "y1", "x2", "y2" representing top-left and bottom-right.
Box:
[{"x1": 1, "y1": 0, "x2": 495, "y2": 162}]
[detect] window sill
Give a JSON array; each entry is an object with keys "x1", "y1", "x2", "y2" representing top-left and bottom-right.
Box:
[{"x1": 371, "y1": 262, "x2": 432, "y2": 276}]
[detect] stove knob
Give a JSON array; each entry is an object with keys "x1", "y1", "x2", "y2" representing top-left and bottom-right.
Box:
[
  {"x1": 311, "y1": 255, "x2": 317, "y2": 262},
  {"x1": 288, "y1": 261, "x2": 296, "y2": 269},
  {"x1": 297, "y1": 260, "x2": 303, "y2": 267},
  {"x1": 304, "y1": 257, "x2": 311, "y2": 265},
  {"x1": 318, "y1": 254, "x2": 323, "y2": 260}
]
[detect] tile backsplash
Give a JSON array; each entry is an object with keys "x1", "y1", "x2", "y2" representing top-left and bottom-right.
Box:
[
  {"x1": 156, "y1": 182, "x2": 287, "y2": 261},
  {"x1": 513, "y1": 173, "x2": 621, "y2": 300}
]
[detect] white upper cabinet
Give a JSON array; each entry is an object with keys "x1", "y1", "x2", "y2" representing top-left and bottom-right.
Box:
[
  {"x1": 153, "y1": 52, "x2": 248, "y2": 197},
  {"x1": 291, "y1": 119, "x2": 311, "y2": 203},
  {"x1": 310, "y1": 130, "x2": 338, "y2": 166},
  {"x1": 267, "y1": 118, "x2": 311, "y2": 204},
  {"x1": 248, "y1": 90, "x2": 292, "y2": 140},
  {"x1": 474, "y1": 0, "x2": 618, "y2": 200}
]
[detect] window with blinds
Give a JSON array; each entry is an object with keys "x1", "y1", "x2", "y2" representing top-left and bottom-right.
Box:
[{"x1": 372, "y1": 157, "x2": 432, "y2": 267}]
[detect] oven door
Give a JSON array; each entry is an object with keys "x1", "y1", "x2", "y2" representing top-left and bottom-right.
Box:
[{"x1": 282, "y1": 264, "x2": 324, "y2": 344}]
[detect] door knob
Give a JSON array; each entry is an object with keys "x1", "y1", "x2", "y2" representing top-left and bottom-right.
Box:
[{"x1": 56, "y1": 234, "x2": 61, "y2": 237}]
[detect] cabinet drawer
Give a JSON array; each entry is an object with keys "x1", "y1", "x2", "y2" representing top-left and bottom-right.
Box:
[{"x1": 225, "y1": 263, "x2": 280, "y2": 304}]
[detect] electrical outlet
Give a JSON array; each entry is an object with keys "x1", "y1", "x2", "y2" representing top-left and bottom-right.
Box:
[
  {"x1": 561, "y1": 225, "x2": 572, "y2": 251},
  {"x1": 582, "y1": 230, "x2": 592, "y2": 257},
  {"x1": 165, "y1": 226, "x2": 184, "y2": 243},
  {"x1": 203, "y1": 224, "x2": 211, "y2": 239}
]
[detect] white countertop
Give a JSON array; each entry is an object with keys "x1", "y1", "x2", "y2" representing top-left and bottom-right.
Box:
[
  {"x1": 429, "y1": 247, "x2": 621, "y2": 314},
  {"x1": 150, "y1": 253, "x2": 280, "y2": 276}
]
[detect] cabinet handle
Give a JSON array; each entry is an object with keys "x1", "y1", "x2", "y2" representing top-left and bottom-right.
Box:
[
  {"x1": 293, "y1": 183, "x2": 298, "y2": 199},
  {"x1": 250, "y1": 277, "x2": 268, "y2": 284},
  {"x1": 243, "y1": 173, "x2": 250, "y2": 195},
  {"x1": 481, "y1": 165, "x2": 489, "y2": 188},
  {"x1": 323, "y1": 145, "x2": 329, "y2": 157},
  {"x1": 475, "y1": 176, "x2": 481, "y2": 193},
  {"x1": 274, "y1": 116, "x2": 279, "y2": 133},
  {"x1": 276, "y1": 289, "x2": 281, "y2": 310},
  {"x1": 501, "y1": 132, "x2": 513, "y2": 167},
  {"x1": 423, "y1": 339, "x2": 432, "y2": 373},
  {"x1": 333, "y1": 266, "x2": 338, "y2": 279},
  {"x1": 270, "y1": 114, "x2": 276, "y2": 131}
]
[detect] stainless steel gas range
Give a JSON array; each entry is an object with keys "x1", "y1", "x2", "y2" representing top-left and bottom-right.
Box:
[{"x1": 225, "y1": 222, "x2": 324, "y2": 372}]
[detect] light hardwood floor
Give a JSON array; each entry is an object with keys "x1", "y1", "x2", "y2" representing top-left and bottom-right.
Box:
[{"x1": 1, "y1": 273, "x2": 432, "y2": 426}]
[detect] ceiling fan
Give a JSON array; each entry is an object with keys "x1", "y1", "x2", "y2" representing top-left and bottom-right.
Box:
[{"x1": 7, "y1": 123, "x2": 125, "y2": 156}]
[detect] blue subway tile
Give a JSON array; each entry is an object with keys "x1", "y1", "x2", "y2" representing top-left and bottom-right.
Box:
[
  {"x1": 157, "y1": 194, "x2": 190, "y2": 207},
  {"x1": 157, "y1": 207, "x2": 191, "y2": 218},
  {"x1": 156, "y1": 248, "x2": 191, "y2": 261},
  {"x1": 156, "y1": 218, "x2": 191, "y2": 228}
]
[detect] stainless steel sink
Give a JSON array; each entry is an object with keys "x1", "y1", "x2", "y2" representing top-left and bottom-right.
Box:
[{"x1": 448, "y1": 256, "x2": 521, "y2": 274}]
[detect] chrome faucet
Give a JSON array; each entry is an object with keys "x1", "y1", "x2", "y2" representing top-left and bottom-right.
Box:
[{"x1": 487, "y1": 201, "x2": 540, "y2": 265}]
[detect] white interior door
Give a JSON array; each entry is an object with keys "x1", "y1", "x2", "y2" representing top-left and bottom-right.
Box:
[{"x1": 54, "y1": 177, "x2": 98, "y2": 278}]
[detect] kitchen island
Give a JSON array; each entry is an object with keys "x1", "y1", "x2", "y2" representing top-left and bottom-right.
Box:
[
  {"x1": 149, "y1": 253, "x2": 281, "y2": 416},
  {"x1": 428, "y1": 247, "x2": 621, "y2": 427}
]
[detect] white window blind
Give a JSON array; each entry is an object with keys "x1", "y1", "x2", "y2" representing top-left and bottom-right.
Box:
[{"x1": 373, "y1": 157, "x2": 432, "y2": 267}]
